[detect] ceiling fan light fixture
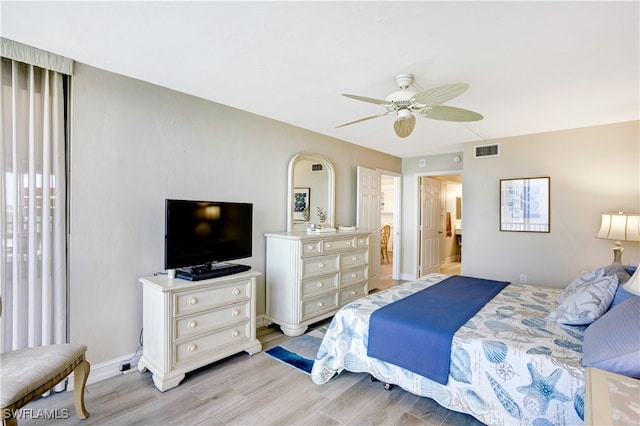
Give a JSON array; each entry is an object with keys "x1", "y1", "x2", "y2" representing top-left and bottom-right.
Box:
[
  {"x1": 394, "y1": 114, "x2": 416, "y2": 138},
  {"x1": 396, "y1": 109, "x2": 412, "y2": 121}
]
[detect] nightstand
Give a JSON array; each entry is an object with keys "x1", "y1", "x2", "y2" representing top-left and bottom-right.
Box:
[{"x1": 585, "y1": 367, "x2": 640, "y2": 425}]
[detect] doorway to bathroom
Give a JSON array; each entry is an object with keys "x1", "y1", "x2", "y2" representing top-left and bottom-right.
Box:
[{"x1": 418, "y1": 173, "x2": 462, "y2": 277}]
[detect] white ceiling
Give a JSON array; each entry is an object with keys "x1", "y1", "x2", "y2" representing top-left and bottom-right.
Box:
[{"x1": 2, "y1": 1, "x2": 638, "y2": 158}]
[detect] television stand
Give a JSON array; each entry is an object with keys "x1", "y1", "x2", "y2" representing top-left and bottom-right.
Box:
[
  {"x1": 138, "y1": 270, "x2": 262, "y2": 391},
  {"x1": 176, "y1": 263, "x2": 251, "y2": 281}
]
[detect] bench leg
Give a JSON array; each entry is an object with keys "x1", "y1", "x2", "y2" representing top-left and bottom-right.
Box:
[{"x1": 73, "y1": 360, "x2": 90, "y2": 419}]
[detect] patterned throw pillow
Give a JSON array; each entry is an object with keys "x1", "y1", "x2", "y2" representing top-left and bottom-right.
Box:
[
  {"x1": 547, "y1": 273, "x2": 618, "y2": 325},
  {"x1": 557, "y1": 267, "x2": 605, "y2": 304}
]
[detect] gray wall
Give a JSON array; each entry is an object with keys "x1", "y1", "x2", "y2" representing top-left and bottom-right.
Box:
[
  {"x1": 69, "y1": 63, "x2": 401, "y2": 365},
  {"x1": 400, "y1": 121, "x2": 639, "y2": 287}
]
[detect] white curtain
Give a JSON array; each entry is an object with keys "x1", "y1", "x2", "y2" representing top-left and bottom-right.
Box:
[{"x1": 1, "y1": 38, "x2": 71, "y2": 354}]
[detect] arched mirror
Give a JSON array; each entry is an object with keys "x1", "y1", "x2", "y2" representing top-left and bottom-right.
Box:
[{"x1": 287, "y1": 153, "x2": 335, "y2": 232}]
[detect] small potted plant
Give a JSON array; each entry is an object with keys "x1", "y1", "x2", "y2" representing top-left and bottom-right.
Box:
[{"x1": 316, "y1": 207, "x2": 327, "y2": 227}]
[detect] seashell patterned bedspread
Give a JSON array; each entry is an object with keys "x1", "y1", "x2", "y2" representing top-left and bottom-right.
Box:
[{"x1": 311, "y1": 273, "x2": 586, "y2": 426}]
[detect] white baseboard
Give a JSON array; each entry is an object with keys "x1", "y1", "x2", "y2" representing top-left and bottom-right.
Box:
[
  {"x1": 67, "y1": 351, "x2": 142, "y2": 391},
  {"x1": 399, "y1": 272, "x2": 417, "y2": 281},
  {"x1": 256, "y1": 314, "x2": 267, "y2": 329}
]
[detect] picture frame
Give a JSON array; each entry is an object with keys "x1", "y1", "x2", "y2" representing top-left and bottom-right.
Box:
[
  {"x1": 293, "y1": 187, "x2": 311, "y2": 221},
  {"x1": 500, "y1": 177, "x2": 550, "y2": 232}
]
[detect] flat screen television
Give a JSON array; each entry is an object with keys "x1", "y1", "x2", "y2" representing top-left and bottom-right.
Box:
[{"x1": 164, "y1": 199, "x2": 253, "y2": 279}]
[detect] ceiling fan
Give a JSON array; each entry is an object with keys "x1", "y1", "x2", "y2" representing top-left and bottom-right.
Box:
[{"x1": 336, "y1": 73, "x2": 483, "y2": 138}]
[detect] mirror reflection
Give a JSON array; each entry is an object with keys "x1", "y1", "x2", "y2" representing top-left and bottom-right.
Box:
[{"x1": 287, "y1": 153, "x2": 335, "y2": 232}]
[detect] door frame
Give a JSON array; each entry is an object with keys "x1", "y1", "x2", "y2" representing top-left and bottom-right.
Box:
[
  {"x1": 414, "y1": 170, "x2": 463, "y2": 279},
  {"x1": 379, "y1": 169, "x2": 402, "y2": 280}
]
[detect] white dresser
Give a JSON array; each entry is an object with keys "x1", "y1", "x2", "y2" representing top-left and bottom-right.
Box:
[
  {"x1": 265, "y1": 231, "x2": 370, "y2": 336},
  {"x1": 138, "y1": 271, "x2": 262, "y2": 391}
]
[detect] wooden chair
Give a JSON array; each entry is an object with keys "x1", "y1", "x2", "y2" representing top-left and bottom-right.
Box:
[
  {"x1": 0, "y1": 297, "x2": 90, "y2": 426},
  {"x1": 380, "y1": 224, "x2": 391, "y2": 264}
]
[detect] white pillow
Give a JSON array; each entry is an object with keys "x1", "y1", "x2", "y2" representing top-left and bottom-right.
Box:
[
  {"x1": 547, "y1": 274, "x2": 618, "y2": 325},
  {"x1": 622, "y1": 266, "x2": 640, "y2": 296}
]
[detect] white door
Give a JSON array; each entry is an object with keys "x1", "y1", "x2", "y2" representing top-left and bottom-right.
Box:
[
  {"x1": 357, "y1": 166, "x2": 381, "y2": 291},
  {"x1": 419, "y1": 177, "x2": 441, "y2": 276}
]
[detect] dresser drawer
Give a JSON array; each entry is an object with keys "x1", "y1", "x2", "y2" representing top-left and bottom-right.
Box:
[
  {"x1": 173, "y1": 321, "x2": 251, "y2": 366},
  {"x1": 322, "y1": 237, "x2": 356, "y2": 252},
  {"x1": 301, "y1": 254, "x2": 339, "y2": 278},
  {"x1": 340, "y1": 266, "x2": 367, "y2": 286},
  {"x1": 174, "y1": 280, "x2": 251, "y2": 316},
  {"x1": 300, "y1": 292, "x2": 339, "y2": 322},
  {"x1": 301, "y1": 274, "x2": 339, "y2": 299},
  {"x1": 356, "y1": 235, "x2": 369, "y2": 249},
  {"x1": 340, "y1": 283, "x2": 368, "y2": 305},
  {"x1": 301, "y1": 240, "x2": 322, "y2": 256},
  {"x1": 174, "y1": 301, "x2": 249, "y2": 341},
  {"x1": 340, "y1": 250, "x2": 367, "y2": 268}
]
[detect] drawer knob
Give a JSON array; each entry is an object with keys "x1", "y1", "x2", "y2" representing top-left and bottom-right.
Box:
[
  {"x1": 317, "y1": 282, "x2": 324, "y2": 288},
  {"x1": 308, "y1": 245, "x2": 314, "y2": 250},
  {"x1": 188, "y1": 320, "x2": 197, "y2": 329},
  {"x1": 351, "y1": 291, "x2": 356, "y2": 296},
  {"x1": 352, "y1": 273, "x2": 357, "y2": 278},
  {"x1": 317, "y1": 301, "x2": 324, "y2": 307},
  {"x1": 233, "y1": 288, "x2": 241, "y2": 296},
  {"x1": 352, "y1": 256, "x2": 357, "y2": 261},
  {"x1": 318, "y1": 263, "x2": 325, "y2": 268},
  {"x1": 347, "y1": 241, "x2": 352, "y2": 246},
  {"x1": 232, "y1": 329, "x2": 240, "y2": 337},
  {"x1": 232, "y1": 309, "x2": 240, "y2": 316},
  {"x1": 326, "y1": 243, "x2": 332, "y2": 248},
  {"x1": 188, "y1": 343, "x2": 197, "y2": 352},
  {"x1": 189, "y1": 297, "x2": 198, "y2": 305}
]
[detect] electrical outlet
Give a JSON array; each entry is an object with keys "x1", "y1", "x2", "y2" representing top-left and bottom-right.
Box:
[{"x1": 520, "y1": 274, "x2": 527, "y2": 283}]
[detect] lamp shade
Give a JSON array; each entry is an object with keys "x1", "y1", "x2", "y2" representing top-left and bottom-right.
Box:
[{"x1": 596, "y1": 212, "x2": 640, "y2": 242}]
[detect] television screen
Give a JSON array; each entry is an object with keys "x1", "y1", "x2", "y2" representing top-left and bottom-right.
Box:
[{"x1": 164, "y1": 199, "x2": 253, "y2": 270}]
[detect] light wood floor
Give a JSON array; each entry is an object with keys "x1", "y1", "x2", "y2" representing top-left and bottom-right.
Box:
[
  {"x1": 378, "y1": 253, "x2": 462, "y2": 291},
  {"x1": 19, "y1": 258, "x2": 478, "y2": 426},
  {"x1": 19, "y1": 324, "x2": 482, "y2": 425},
  {"x1": 440, "y1": 261, "x2": 462, "y2": 276},
  {"x1": 378, "y1": 252, "x2": 405, "y2": 290}
]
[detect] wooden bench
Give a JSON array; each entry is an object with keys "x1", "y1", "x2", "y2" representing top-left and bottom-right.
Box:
[{"x1": 0, "y1": 343, "x2": 90, "y2": 425}]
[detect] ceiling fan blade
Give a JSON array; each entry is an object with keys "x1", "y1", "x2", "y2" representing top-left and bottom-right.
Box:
[
  {"x1": 413, "y1": 83, "x2": 469, "y2": 106},
  {"x1": 342, "y1": 93, "x2": 391, "y2": 106},
  {"x1": 335, "y1": 112, "x2": 390, "y2": 128},
  {"x1": 393, "y1": 114, "x2": 416, "y2": 138},
  {"x1": 421, "y1": 105, "x2": 483, "y2": 122}
]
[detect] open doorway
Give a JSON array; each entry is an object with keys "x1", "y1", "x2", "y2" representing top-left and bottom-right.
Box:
[
  {"x1": 418, "y1": 173, "x2": 462, "y2": 276},
  {"x1": 379, "y1": 172, "x2": 403, "y2": 289}
]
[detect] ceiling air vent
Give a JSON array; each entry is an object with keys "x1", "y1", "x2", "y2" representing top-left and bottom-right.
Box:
[{"x1": 474, "y1": 143, "x2": 500, "y2": 158}]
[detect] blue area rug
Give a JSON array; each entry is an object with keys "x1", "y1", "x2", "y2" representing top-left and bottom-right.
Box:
[{"x1": 265, "y1": 327, "x2": 326, "y2": 375}]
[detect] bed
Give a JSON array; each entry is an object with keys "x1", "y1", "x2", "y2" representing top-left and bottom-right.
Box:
[{"x1": 311, "y1": 273, "x2": 589, "y2": 426}]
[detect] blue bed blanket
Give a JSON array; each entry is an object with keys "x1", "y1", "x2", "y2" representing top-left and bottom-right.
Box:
[{"x1": 367, "y1": 275, "x2": 509, "y2": 384}]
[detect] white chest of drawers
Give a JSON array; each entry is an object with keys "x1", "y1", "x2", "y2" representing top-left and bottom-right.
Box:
[
  {"x1": 138, "y1": 271, "x2": 262, "y2": 391},
  {"x1": 265, "y1": 231, "x2": 370, "y2": 336}
]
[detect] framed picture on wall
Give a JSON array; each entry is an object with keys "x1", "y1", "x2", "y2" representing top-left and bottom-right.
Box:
[
  {"x1": 293, "y1": 187, "x2": 310, "y2": 221},
  {"x1": 500, "y1": 177, "x2": 550, "y2": 232}
]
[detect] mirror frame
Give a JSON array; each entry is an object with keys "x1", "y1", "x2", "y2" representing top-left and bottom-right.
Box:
[{"x1": 287, "y1": 153, "x2": 336, "y2": 232}]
